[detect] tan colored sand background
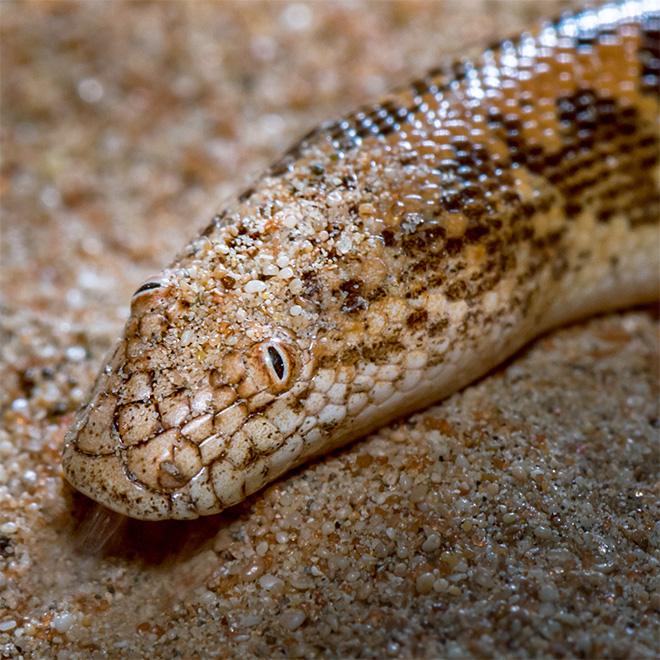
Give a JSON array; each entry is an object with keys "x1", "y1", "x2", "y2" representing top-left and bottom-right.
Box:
[{"x1": 1, "y1": 1, "x2": 658, "y2": 658}]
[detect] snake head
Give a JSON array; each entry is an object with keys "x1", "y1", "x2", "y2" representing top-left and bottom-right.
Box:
[{"x1": 62, "y1": 270, "x2": 315, "y2": 520}]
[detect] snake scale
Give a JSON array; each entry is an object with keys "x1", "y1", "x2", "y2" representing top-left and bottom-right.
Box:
[{"x1": 62, "y1": 0, "x2": 660, "y2": 520}]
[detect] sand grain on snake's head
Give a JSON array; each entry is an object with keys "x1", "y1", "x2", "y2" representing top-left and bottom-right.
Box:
[{"x1": 63, "y1": 0, "x2": 660, "y2": 520}]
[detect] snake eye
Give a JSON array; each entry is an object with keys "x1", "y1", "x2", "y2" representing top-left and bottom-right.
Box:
[
  {"x1": 132, "y1": 277, "x2": 167, "y2": 300},
  {"x1": 261, "y1": 340, "x2": 294, "y2": 391},
  {"x1": 131, "y1": 277, "x2": 169, "y2": 314},
  {"x1": 267, "y1": 345, "x2": 286, "y2": 380},
  {"x1": 241, "y1": 338, "x2": 298, "y2": 398}
]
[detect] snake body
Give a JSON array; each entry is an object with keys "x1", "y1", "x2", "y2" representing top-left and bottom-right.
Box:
[{"x1": 63, "y1": 1, "x2": 660, "y2": 520}]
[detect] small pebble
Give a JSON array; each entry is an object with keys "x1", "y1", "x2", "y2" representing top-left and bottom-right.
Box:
[
  {"x1": 77, "y1": 77, "x2": 104, "y2": 103},
  {"x1": 255, "y1": 541, "x2": 269, "y2": 556},
  {"x1": 52, "y1": 613, "x2": 75, "y2": 633},
  {"x1": 279, "y1": 609, "x2": 306, "y2": 631},
  {"x1": 244, "y1": 280, "x2": 267, "y2": 294},
  {"x1": 22, "y1": 470, "x2": 37, "y2": 487},
  {"x1": 275, "y1": 255, "x2": 290, "y2": 268},
  {"x1": 241, "y1": 614, "x2": 262, "y2": 627},
  {"x1": 288, "y1": 279, "x2": 303, "y2": 295},
  {"x1": 263, "y1": 263, "x2": 279, "y2": 276},
  {"x1": 0, "y1": 522, "x2": 18, "y2": 534},
  {"x1": 345, "y1": 570, "x2": 360, "y2": 582},
  {"x1": 534, "y1": 524, "x2": 552, "y2": 539},
  {"x1": 530, "y1": 468, "x2": 544, "y2": 483},
  {"x1": 258, "y1": 574, "x2": 284, "y2": 591},
  {"x1": 455, "y1": 454, "x2": 469, "y2": 468},
  {"x1": 11, "y1": 398, "x2": 28, "y2": 413},
  {"x1": 422, "y1": 533, "x2": 441, "y2": 553},
  {"x1": 511, "y1": 464, "x2": 527, "y2": 481},
  {"x1": 65, "y1": 345, "x2": 87, "y2": 362},
  {"x1": 40, "y1": 186, "x2": 61, "y2": 209},
  {"x1": 538, "y1": 583, "x2": 559, "y2": 602},
  {"x1": 415, "y1": 572, "x2": 435, "y2": 594},
  {"x1": 433, "y1": 578, "x2": 449, "y2": 593}
]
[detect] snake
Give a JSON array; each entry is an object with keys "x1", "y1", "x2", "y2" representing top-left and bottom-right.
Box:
[{"x1": 62, "y1": 0, "x2": 660, "y2": 520}]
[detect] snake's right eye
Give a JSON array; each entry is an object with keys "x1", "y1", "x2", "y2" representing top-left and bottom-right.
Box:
[
  {"x1": 266, "y1": 344, "x2": 288, "y2": 382},
  {"x1": 250, "y1": 339, "x2": 297, "y2": 394}
]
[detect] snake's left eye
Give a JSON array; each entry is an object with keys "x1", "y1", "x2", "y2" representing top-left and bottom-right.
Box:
[
  {"x1": 133, "y1": 277, "x2": 165, "y2": 299},
  {"x1": 130, "y1": 277, "x2": 169, "y2": 314}
]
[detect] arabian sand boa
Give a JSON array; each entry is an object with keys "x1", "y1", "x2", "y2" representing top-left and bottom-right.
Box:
[{"x1": 63, "y1": 0, "x2": 660, "y2": 520}]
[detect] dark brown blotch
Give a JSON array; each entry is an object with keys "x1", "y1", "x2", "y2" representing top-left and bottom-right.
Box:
[
  {"x1": 444, "y1": 280, "x2": 468, "y2": 302},
  {"x1": 406, "y1": 309, "x2": 428, "y2": 329},
  {"x1": 338, "y1": 278, "x2": 368, "y2": 314},
  {"x1": 361, "y1": 335, "x2": 404, "y2": 365}
]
